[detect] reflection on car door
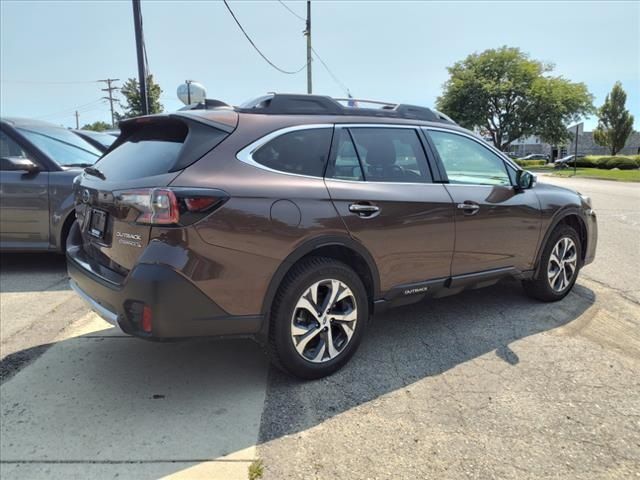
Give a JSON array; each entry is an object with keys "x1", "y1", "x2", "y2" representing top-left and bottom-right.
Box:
[
  {"x1": 325, "y1": 126, "x2": 455, "y2": 293},
  {"x1": 425, "y1": 128, "x2": 541, "y2": 276},
  {"x1": 0, "y1": 130, "x2": 50, "y2": 249}
]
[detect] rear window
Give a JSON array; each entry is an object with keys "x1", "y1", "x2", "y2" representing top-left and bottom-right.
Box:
[
  {"x1": 253, "y1": 128, "x2": 333, "y2": 177},
  {"x1": 95, "y1": 120, "x2": 230, "y2": 181},
  {"x1": 95, "y1": 123, "x2": 187, "y2": 181}
]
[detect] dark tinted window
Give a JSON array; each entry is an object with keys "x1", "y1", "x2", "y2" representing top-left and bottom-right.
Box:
[
  {"x1": 349, "y1": 128, "x2": 431, "y2": 182},
  {"x1": 94, "y1": 123, "x2": 187, "y2": 181},
  {"x1": 253, "y1": 128, "x2": 332, "y2": 177}
]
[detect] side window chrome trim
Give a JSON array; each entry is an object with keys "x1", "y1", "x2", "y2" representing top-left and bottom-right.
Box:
[
  {"x1": 236, "y1": 123, "x2": 333, "y2": 179},
  {"x1": 326, "y1": 177, "x2": 445, "y2": 187},
  {"x1": 422, "y1": 126, "x2": 521, "y2": 173}
]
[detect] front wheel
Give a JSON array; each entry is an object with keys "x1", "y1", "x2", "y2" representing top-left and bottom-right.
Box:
[
  {"x1": 268, "y1": 257, "x2": 368, "y2": 379},
  {"x1": 523, "y1": 225, "x2": 581, "y2": 302}
]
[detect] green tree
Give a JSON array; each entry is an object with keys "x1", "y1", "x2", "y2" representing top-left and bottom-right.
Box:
[
  {"x1": 81, "y1": 120, "x2": 111, "y2": 132},
  {"x1": 116, "y1": 74, "x2": 164, "y2": 119},
  {"x1": 436, "y1": 46, "x2": 594, "y2": 151},
  {"x1": 593, "y1": 82, "x2": 635, "y2": 155}
]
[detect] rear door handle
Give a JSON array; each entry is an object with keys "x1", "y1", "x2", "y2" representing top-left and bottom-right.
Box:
[
  {"x1": 457, "y1": 202, "x2": 480, "y2": 215},
  {"x1": 349, "y1": 202, "x2": 380, "y2": 217}
]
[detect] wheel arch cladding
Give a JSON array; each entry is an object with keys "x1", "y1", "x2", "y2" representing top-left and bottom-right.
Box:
[
  {"x1": 535, "y1": 209, "x2": 588, "y2": 278},
  {"x1": 260, "y1": 236, "x2": 380, "y2": 321}
]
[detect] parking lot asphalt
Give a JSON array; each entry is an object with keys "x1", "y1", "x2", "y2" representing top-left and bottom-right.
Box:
[{"x1": 0, "y1": 176, "x2": 639, "y2": 479}]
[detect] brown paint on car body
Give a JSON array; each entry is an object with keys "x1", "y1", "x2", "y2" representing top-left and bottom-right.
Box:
[{"x1": 66, "y1": 103, "x2": 597, "y2": 338}]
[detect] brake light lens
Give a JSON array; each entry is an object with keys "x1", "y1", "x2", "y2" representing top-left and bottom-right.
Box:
[
  {"x1": 118, "y1": 188, "x2": 179, "y2": 225},
  {"x1": 116, "y1": 188, "x2": 228, "y2": 226}
]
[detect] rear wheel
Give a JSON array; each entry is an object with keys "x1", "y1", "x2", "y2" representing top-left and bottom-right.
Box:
[
  {"x1": 523, "y1": 225, "x2": 581, "y2": 302},
  {"x1": 268, "y1": 257, "x2": 368, "y2": 379}
]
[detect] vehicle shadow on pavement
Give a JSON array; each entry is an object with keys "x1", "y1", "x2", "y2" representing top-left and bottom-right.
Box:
[
  {"x1": 0, "y1": 278, "x2": 595, "y2": 479},
  {"x1": 258, "y1": 279, "x2": 596, "y2": 443}
]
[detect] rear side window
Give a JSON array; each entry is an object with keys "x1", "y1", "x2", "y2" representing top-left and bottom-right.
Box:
[
  {"x1": 348, "y1": 128, "x2": 432, "y2": 182},
  {"x1": 253, "y1": 128, "x2": 333, "y2": 177},
  {"x1": 95, "y1": 120, "x2": 227, "y2": 181}
]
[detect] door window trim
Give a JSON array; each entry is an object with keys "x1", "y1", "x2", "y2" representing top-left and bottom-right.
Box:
[
  {"x1": 423, "y1": 127, "x2": 520, "y2": 186},
  {"x1": 326, "y1": 124, "x2": 436, "y2": 185},
  {"x1": 235, "y1": 123, "x2": 334, "y2": 179}
]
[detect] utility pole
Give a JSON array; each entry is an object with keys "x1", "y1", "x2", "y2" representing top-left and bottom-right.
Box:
[
  {"x1": 305, "y1": 0, "x2": 312, "y2": 94},
  {"x1": 75, "y1": 111, "x2": 79, "y2": 129},
  {"x1": 574, "y1": 124, "x2": 579, "y2": 176},
  {"x1": 132, "y1": 0, "x2": 149, "y2": 115},
  {"x1": 99, "y1": 78, "x2": 120, "y2": 127}
]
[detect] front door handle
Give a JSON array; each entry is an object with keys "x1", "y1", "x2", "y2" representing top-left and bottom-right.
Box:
[
  {"x1": 457, "y1": 202, "x2": 480, "y2": 215},
  {"x1": 349, "y1": 202, "x2": 380, "y2": 217}
]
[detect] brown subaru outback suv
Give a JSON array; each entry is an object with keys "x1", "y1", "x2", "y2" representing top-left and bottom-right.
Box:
[{"x1": 67, "y1": 94, "x2": 597, "y2": 378}]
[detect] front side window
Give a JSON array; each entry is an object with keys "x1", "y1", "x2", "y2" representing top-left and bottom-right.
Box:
[
  {"x1": 253, "y1": 128, "x2": 333, "y2": 177},
  {"x1": 429, "y1": 130, "x2": 511, "y2": 186},
  {"x1": 348, "y1": 128, "x2": 431, "y2": 182},
  {"x1": 0, "y1": 130, "x2": 35, "y2": 171}
]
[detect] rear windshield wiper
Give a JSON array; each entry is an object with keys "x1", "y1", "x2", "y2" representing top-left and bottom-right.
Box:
[{"x1": 84, "y1": 166, "x2": 106, "y2": 180}]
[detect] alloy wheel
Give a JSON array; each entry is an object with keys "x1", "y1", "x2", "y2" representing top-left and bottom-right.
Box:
[
  {"x1": 547, "y1": 237, "x2": 578, "y2": 292},
  {"x1": 290, "y1": 279, "x2": 358, "y2": 363}
]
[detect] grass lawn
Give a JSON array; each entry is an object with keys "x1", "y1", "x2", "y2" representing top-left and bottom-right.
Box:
[{"x1": 547, "y1": 168, "x2": 640, "y2": 182}]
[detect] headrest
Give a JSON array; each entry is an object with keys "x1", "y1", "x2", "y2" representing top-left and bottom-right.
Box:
[{"x1": 363, "y1": 136, "x2": 396, "y2": 167}]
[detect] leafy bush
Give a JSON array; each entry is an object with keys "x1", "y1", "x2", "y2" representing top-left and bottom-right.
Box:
[
  {"x1": 515, "y1": 159, "x2": 546, "y2": 167},
  {"x1": 582, "y1": 156, "x2": 640, "y2": 170},
  {"x1": 601, "y1": 157, "x2": 640, "y2": 170},
  {"x1": 575, "y1": 157, "x2": 598, "y2": 167}
]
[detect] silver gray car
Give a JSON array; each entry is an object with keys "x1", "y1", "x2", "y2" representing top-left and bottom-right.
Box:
[{"x1": 0, "y1": 118, "x2": 103, "y2": 252}]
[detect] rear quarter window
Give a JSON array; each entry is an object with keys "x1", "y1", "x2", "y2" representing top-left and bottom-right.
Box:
[{"x1": 252, "y1": 128, "x2": 333, "y2": 177}]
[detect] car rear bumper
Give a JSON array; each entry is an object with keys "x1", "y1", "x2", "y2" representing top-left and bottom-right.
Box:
[{"x1": 66, "y1": 232, "x2": 262, "y2": 340}]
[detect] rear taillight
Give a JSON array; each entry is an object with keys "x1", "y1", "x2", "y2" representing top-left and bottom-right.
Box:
[{"x1": 115, "y1": 188, "x2": 228, "y2": 226}]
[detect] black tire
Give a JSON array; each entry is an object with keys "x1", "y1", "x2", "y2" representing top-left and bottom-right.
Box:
[
  {"x1": 267, "y1": 257, "x2": 369, "y2": 379},
  {"x1": 523, "y1": 224, "x2": 581, "y2": 302}
]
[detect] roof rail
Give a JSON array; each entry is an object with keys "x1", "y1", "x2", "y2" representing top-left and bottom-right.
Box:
[
  {"x1": 176, "y1": 94, "x2": 456, "y2": 124},
  {"x1": 236, "y1": 93, "x2": 456, "y2": 124}
]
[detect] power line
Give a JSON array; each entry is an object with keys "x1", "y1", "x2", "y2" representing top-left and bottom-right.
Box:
[
  {"x1": 1, "y1": 79, "x2": 100, "y2": 85},
  {"x1": 277, "y1": 0, "x2": 305, "y2": 22},
  {"x1": 35, "y1": 99, "x2": 107, "y2": 120},
  {"x1": 311, "y1": 47, "x2": 350, "y2": 96},
  {"x1": 273, "y1": 0, "x2": 351, "y2": 95},
  {"x1": 222, "y1": 0, "x2": 307, "y2": 75}
]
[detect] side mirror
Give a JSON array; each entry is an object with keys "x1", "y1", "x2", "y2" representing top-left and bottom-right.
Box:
[
  {"x1": 516, "y1": 170, "x2": 535, "y2": 190},
  {"x1": 1, "y1": 157, "x2": 39, "y2": 173}
]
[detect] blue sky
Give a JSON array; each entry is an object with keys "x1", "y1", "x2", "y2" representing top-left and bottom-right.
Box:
[{"x1": 1, "y1": 0, "x2": 638, "y2": 131}]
